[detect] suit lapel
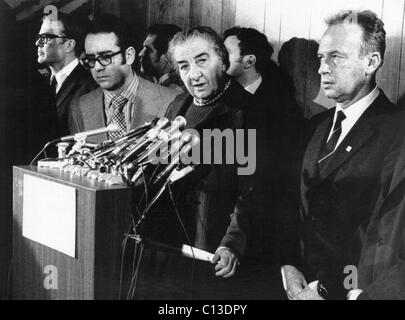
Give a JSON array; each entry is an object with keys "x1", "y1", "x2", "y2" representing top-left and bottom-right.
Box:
[
  {"x1": 318, "y1": 119, "x2": 375, "y2": 179},
  {"x1": 319, "y1": 102, "x2": 376, "y2": 179},
  {"x1": 302, "y1": 96, "x2": 380, "y2": 209},
  {"x1": 137, "y1": 78, "x2": 160, "y2": 101},
  {"x1": 129, "y1": 78, "x2": 160, "y2": 129},
  {"x1": 303, "y1": 116, "x2": 331, "y2": 179},
  {"x1": 301, "y1": 115, "x2": 332, "y2": 213},
  {"x1": 55, "y1": 65, "x2": 81, "y2": 113},
  {"x1": 83, "y1": 88, "x2": 108, "y2": 141}
]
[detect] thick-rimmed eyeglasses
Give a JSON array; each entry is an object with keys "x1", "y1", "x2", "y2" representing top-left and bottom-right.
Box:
[
  {"x1": 81, "y1": 50, "x2": 123, "y2": 69},
  {"x1": 36, "y1": 33, "x2": 67, "y2": 45}
]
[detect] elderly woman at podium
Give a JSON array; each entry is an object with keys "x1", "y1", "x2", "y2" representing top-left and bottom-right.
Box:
[{"x1": 137, "y1": 26, "x2": 254, "y2": 299}]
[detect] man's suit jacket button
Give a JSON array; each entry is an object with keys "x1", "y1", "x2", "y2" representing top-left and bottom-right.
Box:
[{"x1": 377, "y1": 239, "x2": 383, "y2": 246}]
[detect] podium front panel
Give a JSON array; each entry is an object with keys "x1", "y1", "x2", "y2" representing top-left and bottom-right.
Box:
[{"x1": 12, "y1": 166, "x2": 132, "y2": 300}]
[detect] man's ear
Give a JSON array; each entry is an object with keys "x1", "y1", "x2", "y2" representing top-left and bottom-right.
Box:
[
  {"x1": 247, "y1": 55, "x2": 256, "y2": 66},
  {"x1": 125, "y1": 46, "x2": 136, "y2": 65},
  {"x1": 365, "y1": 52, "x2": 382, "y2": 76},
  {"x1": 64, "y1": 39, "x2": 76, "y2": 54}
]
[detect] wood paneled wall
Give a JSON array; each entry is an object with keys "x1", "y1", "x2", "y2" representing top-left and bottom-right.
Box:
[{"x1": 98, "y1": 0, "x2": 405, "y2": 118}]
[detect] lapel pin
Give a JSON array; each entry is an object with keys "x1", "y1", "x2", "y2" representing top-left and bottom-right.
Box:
[{"x1": 346, "y1": 146, "x2": 352, "y2": 152}]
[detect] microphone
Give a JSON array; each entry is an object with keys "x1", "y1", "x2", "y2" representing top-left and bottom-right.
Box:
[
  {"x1": 120, "y1": 118, "x2": 170, "y2": 163},
  {"x1": 127, "y1": 130, "x2": 170, "y2": 165},
  {"x1": 168, "y1": 165, "x2": 195, "y2": 183},
  {"x1": 92, "y1": 118, "x2": 164, "y2": 160},
  {"x1": 103, "y1": 135, "x2": 141, "y2": 163},
  {"x1": 121, "y1": 117, "x2": 187, "y2": 166},
  {"x1": 91, "y1": 119, "x2": 157, "y2": 154},
  {"x1": 153, "y1": 132, "x2": 200, "y2": 184},
  {"x1": 92, "y1": 118, "x2": 169, "y2": 165},
  {"x1": 59, "y1": 123, "x2": 120, "y2": 142}
]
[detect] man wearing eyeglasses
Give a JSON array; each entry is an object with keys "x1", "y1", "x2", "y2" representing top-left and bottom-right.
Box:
[
  {"x1": 70, "y1": 14, "x2": 179, "y2": 143},
  {"x1": 36, "y1": 12, "x2": 97, "y2": 136}
]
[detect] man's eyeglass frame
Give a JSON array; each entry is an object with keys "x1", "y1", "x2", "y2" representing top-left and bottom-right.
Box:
[
  {"x1": 81, "y1": 50, "x2": 124, "y2": 69},
  {"x1": 36, "y1": 33, "x2": 67, "y2": 45}
]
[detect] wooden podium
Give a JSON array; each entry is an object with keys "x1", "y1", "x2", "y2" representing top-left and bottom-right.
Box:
[{"x1": 12, "y1": 166, "x2": 133, "y2": 300}]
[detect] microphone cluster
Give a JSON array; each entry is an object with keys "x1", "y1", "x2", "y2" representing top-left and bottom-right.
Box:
[
  {"x1": 35, "y1": 117, "x2": 203, "y2": 296},
  {"x1": 38, "y1": 116, "x2": 200, "y2": 188}
]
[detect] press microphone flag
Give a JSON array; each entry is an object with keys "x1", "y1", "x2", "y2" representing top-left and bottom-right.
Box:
[{"x1": 59, "y1": 123, "x2": 120, "y2": 142}]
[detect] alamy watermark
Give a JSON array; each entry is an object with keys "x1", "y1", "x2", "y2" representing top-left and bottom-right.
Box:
[
  {"x1": 343, "y1": 265, "x2": 358, "y2": 290},
  {"x1": 147, "y1": 128, "x2": 257, "y2": 176},
  {"x1": 43, "y1": 265, "x2": 58, "y2": 290}
]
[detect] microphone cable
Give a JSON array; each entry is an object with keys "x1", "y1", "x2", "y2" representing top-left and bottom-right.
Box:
[
  {"x1": 167, "y1": 182, "x2": 196, "y2": 300},
  {"x1": 118, "y1": 222, "x2": 133, "y2": 300},
  {"x1": 140, "y1": 164, "x2": 149, "y2": 211},
  {"x1": 29, "y1": 138, "x2": 60, "y2": 166},
  {"x1": 126, "y1": 173, "x2": 176, "y2": 299},
  {"x1": 126, "y1": 240, "x2": 144, "y2": 300},
  {"x1": 120, "y1": 206, "x2": 143, "y2": 300},
  {"x1": 129, "y1": 182, "x2": 145, "y2": 300},
  {"x1": 4, "y1": 258, "x2": 12, "y2": 299},
  {"x1": 75, "y1": 158, "x2": 97, "y2": 171},
  {"x1": 124, "y1": 166, "x2": 151, "y2": 299},
  {"x1": 119, "y1": 191, "x2": 144, "y2": 299},
  {"x1": 133, "y1": 162, "x2": 163, "y2": 213},
  {"x1": 127, "y1": 207, "x2": 146, "y2": 300}
]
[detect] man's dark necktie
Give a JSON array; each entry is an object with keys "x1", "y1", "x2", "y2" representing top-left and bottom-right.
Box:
[
  {"x1": 319, "y1": 110, "x2": 346, "y2": 161},
  {"x1": 108, "y1": 94, "x2": 128, "y2": 140},
  {"x1": 50, "y1": 76, "x2": 57, "y2": 94}
]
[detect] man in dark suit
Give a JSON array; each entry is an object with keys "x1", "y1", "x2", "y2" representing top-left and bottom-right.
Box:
[
  {"x1": 223, "y1": 27, "x2": 298, "y2": 114},
  {"x1": 70, "y1": 15, "x2": 179, "y2": 143},
  {"x1": 282, "y1": 10, "x2": 405, "y2": 300},
  {"x1": 223, "y1": 27, "x2": 275, "y2": 96},
  {"x1": 36, "y1": 13, "x2": 96, "y2": 136},
  {"x1": 223, "y1": 27, "x2": 304, "y2": 267}
]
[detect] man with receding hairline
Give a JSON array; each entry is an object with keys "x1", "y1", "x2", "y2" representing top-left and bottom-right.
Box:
[{"x1": 281, "y1": 10, "x2": 405, "y2": 300}]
